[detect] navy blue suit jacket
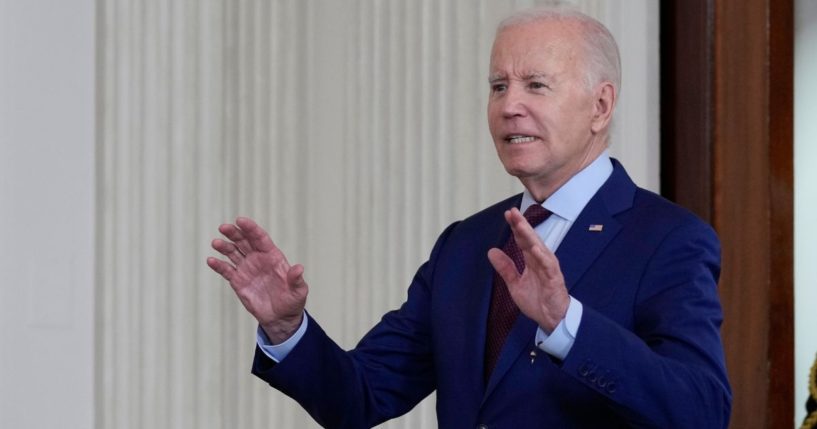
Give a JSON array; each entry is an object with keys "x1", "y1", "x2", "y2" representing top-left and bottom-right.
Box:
[{"x1": 252, "y1": 160, "x2": 732, "y2": 428}]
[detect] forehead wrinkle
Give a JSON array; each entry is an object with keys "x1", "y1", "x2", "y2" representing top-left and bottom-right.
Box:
[{"x1": 490, "y1": 38, "x2": 579, "y2": 85}]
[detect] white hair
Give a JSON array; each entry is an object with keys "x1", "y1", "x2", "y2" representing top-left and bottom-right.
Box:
[{"x1": 497, "y1": 2, "x2": 622, "y2": 95}]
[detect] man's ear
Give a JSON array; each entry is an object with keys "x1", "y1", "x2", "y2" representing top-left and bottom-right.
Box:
[{"x1": 590, "y1": 82, "x2": 616, "y2": 134}]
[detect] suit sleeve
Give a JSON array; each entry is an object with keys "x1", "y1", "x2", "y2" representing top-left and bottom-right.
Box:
[
  {"x1": 250, "y1": 222, "x2": 460, "y2": 429},
  {"x1": 560, "y1": 219, "x2": 732, "y2": 429}
]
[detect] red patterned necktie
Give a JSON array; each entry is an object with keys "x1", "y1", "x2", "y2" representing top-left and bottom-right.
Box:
[{"x1": 484, "y1": 204, "x2": 552, "y2": 380}]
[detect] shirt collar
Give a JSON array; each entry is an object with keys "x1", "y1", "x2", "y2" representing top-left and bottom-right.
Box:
[{"x1": 520, "y1": 150, "x2": 614, "y2": 222}]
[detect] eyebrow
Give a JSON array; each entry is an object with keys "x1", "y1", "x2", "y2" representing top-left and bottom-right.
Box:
[
  {"x1": 488, "y1": 72, "x2": 550, "y2": 83},
  {"x1": 522, "y1": 72, "x2": 550, "y2": 80},
  {"x1": 488, "y1": 74, "x2": 505, "y2": 84}
]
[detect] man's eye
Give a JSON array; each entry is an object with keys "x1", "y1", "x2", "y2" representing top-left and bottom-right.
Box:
[
  {"x1": 491, "y1": 84, "x2": 507, "y2": 93},
  {"x1": 529, "y1": 82, "x2": 548, "y2": 90}
]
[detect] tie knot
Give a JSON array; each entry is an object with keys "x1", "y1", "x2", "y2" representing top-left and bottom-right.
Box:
[{"x1": 522, "y1": 204, "x2": 551, "y2": 228}]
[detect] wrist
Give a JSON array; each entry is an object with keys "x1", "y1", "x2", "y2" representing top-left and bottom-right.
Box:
[
  {"x1": 539, "y1": 294, "x2": 570, "y2": 333},
  {"x1": 260, "y1": 313, "x2": 304, "y2": 344}
]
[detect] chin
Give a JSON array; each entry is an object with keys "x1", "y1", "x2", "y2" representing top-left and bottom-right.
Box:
[
  {"x1": 498, "y1": 154, "x2": 538, "y2": 173},
  {"x1": 501, "y1": 163, "x2": 538, "y2": 179}
]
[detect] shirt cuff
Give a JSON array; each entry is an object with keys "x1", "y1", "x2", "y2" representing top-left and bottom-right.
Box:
[
  {"x1": 535, "y1": 296, "x2": 583, "y2": 360},
  {"x1": 256, "y1": 312, "x2": 309, "y2": 362}
]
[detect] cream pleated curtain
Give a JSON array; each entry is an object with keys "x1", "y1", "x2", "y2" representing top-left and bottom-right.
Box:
[{"x1": 96, "y1": 0, "x2": 658, "y2": 427}]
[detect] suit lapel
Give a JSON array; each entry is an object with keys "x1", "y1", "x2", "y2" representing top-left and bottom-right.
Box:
[
  {"x1": 557, "y1": 160, "x2": 635, "y2": 290},
  {"x1": 482, "y1": 314, "x2": 536, "y2": 402},
  {"x1": 556, "y1": 197, "x2": 621, "y2": 292},
  {"x1": 463, "y1": 195, "x2": 521, "y2": 400}
]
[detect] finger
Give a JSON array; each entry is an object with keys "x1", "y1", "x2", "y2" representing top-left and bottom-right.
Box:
[
  {"x1": 206, "y1": 257, "x2": 236, "y2": 281},
  {"x1": 509, "y1": 208, "x2": 563, "y2": 274},
  {"x1": 287, "y1": 264, "x2": 307, "y2": 290},
  {"x1": 218, "y1": 223, "x2": 252, "y2": 255},
  {"x1": 536, "y1": 246, "x2": 567, "y2": 284},
  {"x1": 211, "y1": 239, "x2": 245, "y2": 265},
  {"x1": 487, "y1": 247, "x2": 520, "y2": 285},
  {"x1": 517, "y1": 236, "x2": 554, "y2": 272},
  {"x1": 529, "y1": 245, "x2": 562, "y2": 282},
  {"x1": 505, "y1": 208, "x2": 546, "y2": 253},
  {"x1": 235, "y1": 217, "x2": 277, "y2": 253}
]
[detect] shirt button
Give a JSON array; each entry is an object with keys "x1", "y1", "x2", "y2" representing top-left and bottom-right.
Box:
[{"x1": 477, "y1": 425, "x2": 488, "y2": 429}]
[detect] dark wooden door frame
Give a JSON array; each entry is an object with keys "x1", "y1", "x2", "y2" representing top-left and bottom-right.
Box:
[{"x1": 660, "y1": 1, "x2": 794, "y2": 428}]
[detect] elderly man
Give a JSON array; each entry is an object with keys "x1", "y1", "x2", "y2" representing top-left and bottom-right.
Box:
[{"x1": 208, "y1": 5, "x2": 732, "y2": 428}]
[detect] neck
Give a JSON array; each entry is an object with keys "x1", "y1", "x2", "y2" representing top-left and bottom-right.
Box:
[{"x1": 521, "y1": 140, "x2": 607, "y2": 203}]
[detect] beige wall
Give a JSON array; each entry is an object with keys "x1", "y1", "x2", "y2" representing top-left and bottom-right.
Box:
[{"x1": 0, "y1": 1, "x2": 96, "y2": 428}]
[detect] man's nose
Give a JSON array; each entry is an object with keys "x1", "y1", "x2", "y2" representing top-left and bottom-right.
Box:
[{"x1": 500, "y1": 87, "x2": 527, "y2": 118}]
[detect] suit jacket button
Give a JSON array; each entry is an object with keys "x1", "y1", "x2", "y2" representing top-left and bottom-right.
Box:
[
  {"x1": 606, "y1": 382, "x2": 617, "y2": 394},
  {"x1": 579, "y1": 360, "x2": 593, "y2": 376}
]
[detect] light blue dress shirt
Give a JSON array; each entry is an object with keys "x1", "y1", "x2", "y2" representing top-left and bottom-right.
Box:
[{"x1": 258, "y1": 151, "x2": 614, "y2": 362}]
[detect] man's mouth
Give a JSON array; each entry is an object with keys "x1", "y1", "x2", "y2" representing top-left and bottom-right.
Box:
[{"x1": 505, "y1": 135, "x2": 538, "y2": 144}]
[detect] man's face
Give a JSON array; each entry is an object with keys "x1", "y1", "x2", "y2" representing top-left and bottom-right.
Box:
[{"x1": 487, "y1": 20, "x2": 607, "y2": 195}]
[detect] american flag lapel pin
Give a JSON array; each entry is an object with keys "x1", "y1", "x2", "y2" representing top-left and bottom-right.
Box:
[{"x1": 588, "y1": 224, "x2": 604, "y2": 232}]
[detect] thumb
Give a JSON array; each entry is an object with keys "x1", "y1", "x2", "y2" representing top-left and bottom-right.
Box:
[
  {"x1": 287, "y1": 264, "x2": 308, "y2": 290},
  {"x1": 488, "y1": 248, "x2": 520, "y2": 285}
]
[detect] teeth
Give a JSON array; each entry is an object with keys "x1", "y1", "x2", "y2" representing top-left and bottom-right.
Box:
[{"x1": 508, "y1": 136, "x2": 536, "y2": 144}]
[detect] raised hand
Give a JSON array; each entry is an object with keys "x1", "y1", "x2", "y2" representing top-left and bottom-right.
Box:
[
  {"x1": 487, "y1": 208, "x2": 570, "y2": 332},
  {"x1": 207, "y1": 217, "x2": 307, "y2": 343}
]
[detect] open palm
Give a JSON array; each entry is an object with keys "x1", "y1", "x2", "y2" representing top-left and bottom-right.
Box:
[{"x1": 207, "y1": 217, "x2": 307, "y2": 343}]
